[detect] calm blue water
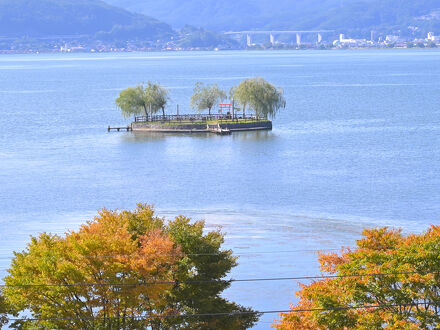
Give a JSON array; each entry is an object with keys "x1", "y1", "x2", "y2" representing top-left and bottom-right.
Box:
[{"x1": 0, "y1": 50, "x2": 439, "y2": 328}]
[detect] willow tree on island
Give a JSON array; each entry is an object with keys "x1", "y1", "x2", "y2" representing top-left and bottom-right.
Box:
[
  {"x1": 3, "y1": 204, "x2": 259, "y2": 329},
  {"x1": 116, "y1": 82, "x2": 169, "y2": 119},
  {"x1": 190, "y1": 82, "x2": 226, "y2": 115},
  {"x1": 115, "y1": 84, "x2": 146, "y2": 118},
  {"x1": 231, "y1": 77, "x2": 286, "y2": 119},
  {"x1": 150, "y1": 84, "x2": 169, "y2": 117}
]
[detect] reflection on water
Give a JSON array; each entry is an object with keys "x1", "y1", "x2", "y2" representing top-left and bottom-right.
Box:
[
  {"x1": 231, "y1": 130, "x2": 275, "y2": 142},
  {"x1": 125, "y1": 131, "x2": 210, "y2": 142},
  {"x1": 122, "y1": 130, "x2": 275, "y2": 143}
]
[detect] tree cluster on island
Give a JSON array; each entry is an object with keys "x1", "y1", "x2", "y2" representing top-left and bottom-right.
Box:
[
  {"x1": 116, "y1": 77, "x2": 286, "y2": 121},
  {"x1": 0, "y1": 204, "x2": 258, "y2": 329},
  {"x1": 116, "y1": 82, "x2": 170, "y2": 119}
]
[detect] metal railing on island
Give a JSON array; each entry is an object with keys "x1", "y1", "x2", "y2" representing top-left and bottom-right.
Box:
[{"x1": 134, "y1": 114, "x2": 267, "y2": 123}]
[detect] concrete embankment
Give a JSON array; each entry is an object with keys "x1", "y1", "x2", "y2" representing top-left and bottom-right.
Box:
[
  {"x1": 132, "y1": 123, "x2": 207, "y2": 133},
  {"x1": 131, "y1": 121, "x2": 272, "y2": 133},
  {"x1": 216, "y1": 121, "x2": 272, "y2": 131}
]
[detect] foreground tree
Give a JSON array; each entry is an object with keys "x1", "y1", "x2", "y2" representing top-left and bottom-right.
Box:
[
  {"x1": 231, "y1": 78, "x2": 286, "y2": 118},
  {"x1": 4, "y1": 204, "x2": 258, "y2": 329},
  {"x1": 190, "y1": 82, "x2": 226, "y2": 115},
  {"x1": 273, "y1": 226, "x2": 440, "y2": 329},
  {"x1": 4, "y1": 208, "x2": 180, "y2": 329},
  {"x1": 116, "y1": 82, "x2": 169, "y2": 119},
  {"x1": 0, "y1": 292, "x2": 10, "y2": 327},
  {"x1": 159, "y1": 215, "x2": 258, "y2": 329}
]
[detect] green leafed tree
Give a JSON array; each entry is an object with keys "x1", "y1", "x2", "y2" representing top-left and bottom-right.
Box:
[
  {"x1": 0, "y1": 291, "x2": 11, "y2": 328},
  {"x1": 115, "y1": 84, "x2": 146, "y2": 119},
  {"x1": 121, "y1": 208, "x2": 261, "y2": 330},
  {"x1": 231, "y1": 77, "x2": 286, "y2": 119},
  {"x1": 116, "y1": 82, "x2": 169, "y2": 119},
  {"x1": 3, "y1": 204, "x2": 259, "y2": 329},
  {"x1": 149, "y1": 83, "x2": 169, "y2": 117},
  {"x1": 190, "y1": 82, "x2": 226, "y2": 115}
]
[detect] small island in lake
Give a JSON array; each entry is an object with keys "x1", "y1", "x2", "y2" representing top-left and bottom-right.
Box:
[
  {"x1": 114, "y1": 78, "x2": 285, "y2": 134},
  {"x1": 131, "y1": 113, "x2": 272, "y2": 134}
]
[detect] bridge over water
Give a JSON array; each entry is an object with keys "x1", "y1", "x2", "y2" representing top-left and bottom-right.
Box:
[{"x1": 224, "y1": 30, "x2": 335, "y2": 46}]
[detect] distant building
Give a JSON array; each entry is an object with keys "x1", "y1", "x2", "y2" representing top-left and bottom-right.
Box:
[
  {"x1": 333, "y1": 34, "x2": 368, "y2": 47},
  {"x1": 385, "y1": 35, "x2": 399, "y2": 43},
  {"x1": 334, "y1": 34, "x2": 356, "y2": 45},
  {"x1": 427, "y1": 32, "x2": 440, "y2": 42}
]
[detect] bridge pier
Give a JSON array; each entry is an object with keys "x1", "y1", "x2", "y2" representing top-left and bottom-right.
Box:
[
  {"x1": 246, "y1": 34, "x2": 252, "y2": 47},
  {"x1": 224, "y1": 30, "x2": 334, "y2": 47},
  {"x1": 296, "y1": 33, "x2": 301, "y2": 46},
  {"x1": 270, "y1": 33, "x2": 275, "y2": 45}
]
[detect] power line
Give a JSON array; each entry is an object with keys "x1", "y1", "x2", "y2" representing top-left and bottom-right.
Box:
[
  {"x1": 1, "y1": 271, "x2": 434, "y2": 288},
  {"x1": 0, "y1": 248, "x2": 343, "y2": 260},
  {"x1": 4, "y1": 302, "x2": 433, "y2": 322}
]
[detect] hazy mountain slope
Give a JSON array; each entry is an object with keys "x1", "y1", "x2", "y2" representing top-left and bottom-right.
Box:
[
  {"x1": 104, "y1": 0, "x2": 440, "y2": 36},
  {"x1": 178, "y1": 25, "x2": 238, "y2": 48},
  {"x1": 104, "y1": 0, "x2": 262, "y2": 30},
  {"x1": 307, "y1": 0, "x2": 440, "y2": 36},
  {"x1": 0, "y1": 0, "x2": 174, "y2": 39}
]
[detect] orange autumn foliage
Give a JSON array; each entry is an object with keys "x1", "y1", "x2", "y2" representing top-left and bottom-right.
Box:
[
  {"x1": 4, "y1": 207, "x2": 180, "y2": 329},
  {"x1": 273, "y1": 226, "x2": 440, "y2": 329}
]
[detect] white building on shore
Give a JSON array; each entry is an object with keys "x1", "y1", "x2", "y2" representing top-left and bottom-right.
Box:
[
  {"x1": 333, "y1": 34, "x2": 369, "y2": 47},
  {"x1": 385, "y1": 35, "x2": 399, "y2": 43},
  {"x1": 427, "y1": 32, "x2": 440, "y2": 43}
]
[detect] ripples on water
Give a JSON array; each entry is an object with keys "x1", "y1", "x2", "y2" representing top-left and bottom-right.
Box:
[{"x1": 0, "y1": 50, "x2": 439, "y2": 328}]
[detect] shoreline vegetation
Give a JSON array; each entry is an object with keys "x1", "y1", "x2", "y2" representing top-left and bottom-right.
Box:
[{"x1": 115, "y1": 78, "x2": 285, "y2": 133}]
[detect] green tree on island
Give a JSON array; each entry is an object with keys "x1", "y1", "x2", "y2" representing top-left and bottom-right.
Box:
[
  {"x1": 3, "y1": 204, "x2": 259, "y2": 329},
  {"x1": 232, "y1": 78, "x2": 286, "y2": 119},
  {"x1": 116, "y1": 82, "x2": 169, "y2": 119},
  {"x1": 115, "y1": 84, "x2": 146, "y2": 118},
  {"x1": 190, "y1": 82, "x2": 226, "y2": 115},
  {"x1": 151, "y1": 84, "x2": 170, "y2": 117}
]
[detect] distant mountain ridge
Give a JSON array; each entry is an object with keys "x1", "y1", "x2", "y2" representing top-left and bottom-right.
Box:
[
  {"x1": 1, "y1": 0, "x2": 439, "y2": 49},
  {"x1": 103, "y1": 0, "x2": 440, "y2": 37},
  {"x1": 0, "y1": 0, "x2": 174, "y2": 40}
]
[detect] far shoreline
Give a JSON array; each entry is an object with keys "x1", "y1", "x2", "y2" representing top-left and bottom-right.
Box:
[{"x1": 1, "y1": 47, "x2": 439, "y2": 56}]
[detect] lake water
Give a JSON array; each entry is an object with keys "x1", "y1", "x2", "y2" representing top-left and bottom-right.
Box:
[{"x1": 0, "y1": 50, "x2": 439, "y2": 328}]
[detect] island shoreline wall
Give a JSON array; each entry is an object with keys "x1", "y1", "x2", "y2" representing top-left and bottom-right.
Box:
[{"x1": 131, "y1": 121, "x2": 272, "y2": 133}]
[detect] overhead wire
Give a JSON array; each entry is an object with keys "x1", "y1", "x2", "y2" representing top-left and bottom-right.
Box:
[
  {"x1": 4, "y1": 302, "x2": 435, "y2": 322},
  {"x1": 0, "y1": 248, "x2": 346, "y2": 260},
  {"x1": 1, "y1": 250, "x2": 436, "y2": 324},
  {"x1": 0, "y1": 271, "x2": 436, "y2": 288}
]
